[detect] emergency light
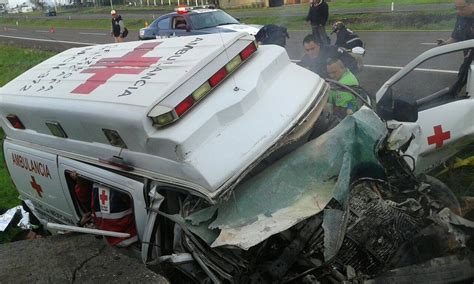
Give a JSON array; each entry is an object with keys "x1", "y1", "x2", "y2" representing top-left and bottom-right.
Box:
[
  {"x1": 150, "y1": 41, "x2": 258, "y2": 127},
  {"x1": 6, "y1": 114, "x2": 25, "y2": 130}
]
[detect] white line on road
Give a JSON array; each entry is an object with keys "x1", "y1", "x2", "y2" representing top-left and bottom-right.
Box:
[
  {"x1": 5, "y1": 28, "x2": 18, "y2": 31},
  {"x1": 290, "y1": 60, "x2": 457, "y2": 74},
  {"x1": 420, "y1": 42, "x2": 438, "y2": 46},
  {"x1": 0, "y1": 34, "x2": 97, "y2": 46},
  {"x1": 35, "y1": 30, "x2": 50, "y2": 33},
  {"x1": 79, "y1": 32, "x2": 107, "y2": 36}
]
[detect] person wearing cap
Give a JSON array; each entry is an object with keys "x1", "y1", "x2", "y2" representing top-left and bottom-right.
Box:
[
  {"x1": 332, "y1": 21, "x2": 364, "y2": 50},
  {"x1": 437, "y1": 0, "x2": 474, "y2": 46},
  {"x1": 305, "y1": 0, "x2": 329, "y2": 45},
  {"x1": 111, "y1": 10, "x2": 126, "y2": 43}
]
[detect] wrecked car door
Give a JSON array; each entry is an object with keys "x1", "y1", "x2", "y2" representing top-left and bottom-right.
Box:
[
  {"x1": 56, "y1": 156, "x2": 147, "y2": 241},
  {"x1": 375, "y1": 40, "x2": 474, "y2": 173}
]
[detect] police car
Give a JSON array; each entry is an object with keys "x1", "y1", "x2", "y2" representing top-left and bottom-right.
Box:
[
  {"x1": 1, "y1": 33, "x2": 473, "y2": 282},
  {"x1": 138, "y1": 6, "x2": 262, "y2": 40}
]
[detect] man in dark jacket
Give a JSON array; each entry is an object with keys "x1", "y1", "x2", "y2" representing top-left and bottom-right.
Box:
[
  {"x1": 332, "y1": 21, "x2": 364, "y2": 50},
  {"x1": 306, "y1": 0, "x2": 329, "y2": 45},
  {"x1": 299, "y1": 34, "x2": 358, "y2": 79},
  {"x1": 437, "y1": 0, "x2": 474, "y2": 46}
]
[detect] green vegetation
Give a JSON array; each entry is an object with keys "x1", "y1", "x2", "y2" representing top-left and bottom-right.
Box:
[
  {"x1": 0, "y1": 45, "x2": 56, "y2": 86},
  {"x1": 242, "y1": 10, "x2": 456, "y2": 31},
  {"x1": 0, "y1": 9, "x2": 457, "y2": 31},
  {"x1": 0, "y1": 45, "x2": 56, "y2": 243},
  {"x1": 435, "y1": 144, "x2": 474, "y2": 200}
]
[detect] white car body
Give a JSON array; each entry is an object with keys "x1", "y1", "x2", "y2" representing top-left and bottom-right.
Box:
[{"x1": 0, "y1": 32, "x2": 326, "y2": 227}]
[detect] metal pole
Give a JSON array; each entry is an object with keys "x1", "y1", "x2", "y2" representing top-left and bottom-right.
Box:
[{"x1": 46, "y1": 222, "x2": 131, "y2": 238}]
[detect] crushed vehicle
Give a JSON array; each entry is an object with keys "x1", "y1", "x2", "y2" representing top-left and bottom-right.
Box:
[{"x1": 0, "y1": 33, "x2": 473, "y2": 282}]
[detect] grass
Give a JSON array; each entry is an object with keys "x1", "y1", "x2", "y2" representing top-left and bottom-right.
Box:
[
  {"x1": 0, "y1": 10, "x2": 457, "y2": 31},
  {"x1": 434, "y1": 144, "x2": 474, "y2": 200},
  {"x1": 0, "y1": 45, "x2": 57, "y2": 243}
]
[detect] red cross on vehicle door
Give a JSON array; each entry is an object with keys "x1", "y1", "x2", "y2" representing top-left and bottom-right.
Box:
[
  {"x1": 30, "y1": 176, "x2": 43, "y2": 198},
  {"x1": 98, "y1": 186, "x2": 111, "y2": 214},
  {"x1": 427, "y1": 125, "x2": 451, "y2": 149}
]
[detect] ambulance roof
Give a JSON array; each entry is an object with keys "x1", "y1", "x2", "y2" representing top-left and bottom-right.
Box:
[
  {"x1": 0, "y1": 33, "x2": 245, "y2": 107},
  {"x1": 0, "y1": 33, "x2": 325, "y2": 201}
]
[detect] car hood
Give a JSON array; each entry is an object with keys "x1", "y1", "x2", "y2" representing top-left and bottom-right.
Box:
[
  {"x1": 217, "y1": 24, "x2": 262, "y2": 36},
  {"x1": 184, "y1": 108, "x2": 388, "y2": 252}
]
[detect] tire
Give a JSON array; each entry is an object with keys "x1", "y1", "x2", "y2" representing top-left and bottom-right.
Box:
[{"x1": 422, "y1": 175, "x2": 461, "y2": 215}]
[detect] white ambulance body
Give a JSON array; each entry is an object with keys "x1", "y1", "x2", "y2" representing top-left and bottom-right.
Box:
[{"x1": 0, "y1": 33, "x2": 327, "y2": 238}]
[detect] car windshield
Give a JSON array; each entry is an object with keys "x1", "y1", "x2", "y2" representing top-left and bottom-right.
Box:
[{"x1": 189, "y1": 10, "x2": 239, "y2": 30}]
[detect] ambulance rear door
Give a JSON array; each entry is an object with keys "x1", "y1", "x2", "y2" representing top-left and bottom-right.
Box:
[
  {"x1": 57, "y1": 156, "x2": 147, "y2": 241},
  {"x1": 3, "y1": 140, "x2": 77, "y2": 225}
]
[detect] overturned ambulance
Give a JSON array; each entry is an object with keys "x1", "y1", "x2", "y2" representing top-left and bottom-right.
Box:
[{"x1": 1, "y1": 33, "x2": 474, "y2": 282}]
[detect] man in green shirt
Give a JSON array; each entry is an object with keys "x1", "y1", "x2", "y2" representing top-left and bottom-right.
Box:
[{"x1": 326, "y1": 58, "x2": 359, "y2": 118}]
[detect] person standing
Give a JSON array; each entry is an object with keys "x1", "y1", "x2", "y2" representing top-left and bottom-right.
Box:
[
  {"x1": 306, "y1": 0, "x2": 329, "y2": 45},
  {"x1": 111, "y1": 10, "x2": 126, "y2": 43},
  {"x1": 437, "y1": 0, "x2": 474, "y2": 45}
]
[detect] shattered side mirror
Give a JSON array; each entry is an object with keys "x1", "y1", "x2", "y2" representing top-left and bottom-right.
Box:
[{"x1": 376, "y1": 88, "x2": 418, "y2": 122}]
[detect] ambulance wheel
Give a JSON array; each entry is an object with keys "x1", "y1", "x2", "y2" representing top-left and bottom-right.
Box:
[{"x1": 421, "y1": 175, "x2": 461, "y2": 215}]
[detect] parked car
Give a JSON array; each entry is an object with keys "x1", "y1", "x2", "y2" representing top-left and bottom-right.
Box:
[
  {"x1": 45, "y1": 8, "x2": 56, "y2": 16},
  {"x1": 139, "y1": 6, "x2": 261, "y2": 40}
]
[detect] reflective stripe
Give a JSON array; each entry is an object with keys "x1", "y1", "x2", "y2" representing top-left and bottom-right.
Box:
[
  {"x1": 345, "y1": 37, "x2": 361, "y2": 44},
  {"x1": 116, "y1": 235, "x2": 139, "y2": 247},
  {"x1": 93, "y1": 208, "x2": 133, "y2": 219}
]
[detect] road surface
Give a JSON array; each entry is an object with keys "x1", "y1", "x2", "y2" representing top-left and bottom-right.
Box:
[{"x1": 0, "y1": 26, "x2": 459, "y2": 96}]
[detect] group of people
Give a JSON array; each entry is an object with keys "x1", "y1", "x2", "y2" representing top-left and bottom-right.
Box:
[{"x1": 301, "y1": 0, "x2": 366, "y2": 119}]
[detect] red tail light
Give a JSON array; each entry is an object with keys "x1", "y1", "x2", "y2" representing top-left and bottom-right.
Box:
[
  {"x1": 6, "y1": 115, "x2": 25, "y2": 129},
  {"x1": 240, "y1": 42, "x2": 257, "y2": 61},
  {"x1": 209, "y1": 67, "x2": 228, "y2": 87},
  {"x1": 175, "y1": 96, "x2": 194, "y2": 116}
]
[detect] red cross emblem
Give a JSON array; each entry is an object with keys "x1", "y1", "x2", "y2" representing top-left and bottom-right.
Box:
[
  {"x1": 30, "y1": 176, "x2": 43, "y2": 198},
  {"x1": 99, "y1": 189, "x2": 108, "y2": 205},
  {"x1": 427, "y1": 125, "x2": 451, "y2": 148},
  {"x1": 72, "y1": 42, "x2": 162, "y2": 94}
]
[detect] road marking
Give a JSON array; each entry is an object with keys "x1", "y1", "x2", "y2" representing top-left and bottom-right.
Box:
[
  {"x1": 79, "y1": 32, "x2": 107, "y2": 36},
  {"x1": 290, "y1": 60, "x2": 457, "y2": 74},
  {"x1": 420, "y1": 42, "x2": 438, "y2": 46},
  {"x1": 35, "y1": 30, "x2": 49, "y2": 33},
  {"x1": 6, "y1": 28, "x2": 18, "y2": 31},
  {"x1": 0, "y1": 34, "x2": 97, "y2": 46}
]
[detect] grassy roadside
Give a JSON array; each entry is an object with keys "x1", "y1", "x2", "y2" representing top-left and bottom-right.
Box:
[
  {"x1": 0, "y1": 10, "x2": 457, "y2": 31},
  {"x1": 23, "y1": 0, "x2": 452, "y2": 15},
  {"x1": 0, "y1": 45, "x2": 57, "y2": 243}
]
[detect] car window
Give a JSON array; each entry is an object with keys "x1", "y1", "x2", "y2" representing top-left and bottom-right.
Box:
[
  {"x1": 171, "y1": 16, "x2": 187, "y2": 30},
  {"x1": 157, "y1": 17, "x2": 170, "y2": 29},
  {"x1": 189, "y1": 10, "x2": 239, "y2": 30},
  {"x1": 388, "y1": 48, "x2": 472, "y2": 109}
]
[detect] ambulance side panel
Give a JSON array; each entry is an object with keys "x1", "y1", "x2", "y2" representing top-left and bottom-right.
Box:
[
  {"x1": 3, "y1": 140, "x2": 77, "y2": 225},
  {"x1": 57, "y1": 157, "x2": 147, "y2": 241}
]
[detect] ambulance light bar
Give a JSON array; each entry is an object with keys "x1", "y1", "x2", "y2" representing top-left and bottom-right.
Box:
[
  {"x1": 176, "y1": 6, "x2": 191, "y2": 14},
  {"x1": 150, "y1": 41, "x2": 258, "y2": 127},
  {"x1": 6, "y1": 114, "x2": 25, "y2": 129}
]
